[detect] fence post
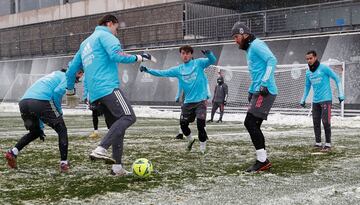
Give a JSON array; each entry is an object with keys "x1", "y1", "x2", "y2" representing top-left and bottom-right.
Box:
[
  {"x1": 341, "y1": 62, "x2": 346, "y2": 117},
  {"x1": 263, "y1": 12, "x2": 267, "y2": 35}
]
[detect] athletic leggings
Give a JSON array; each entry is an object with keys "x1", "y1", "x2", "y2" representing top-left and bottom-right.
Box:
[
  {"x1": 312, "y1": 101, "x2": 332, "y2": 143},
  {"x1": 92, "y1": 110, "x2": 99, "y2": 130},
  {"x1": 244, "y1": 112, "x2": 265, "y2": 150}
]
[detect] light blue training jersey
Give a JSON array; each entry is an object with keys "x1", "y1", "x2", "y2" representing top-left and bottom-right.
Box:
[
  {"x1": 301, "y1": 64, "x2": 344, "y2": 103},
  {"x1": 22, "y1": 71, "x2": 66, "y2": 114},
  {"x1": 246, "y1": 38, "x2": 278, "y2": 95},
  {"x1": 67, "y1": 26, "x2": 137, "y2": 103},
  {"x1": 146, "y1": 52, "x2": 216, "y2": 104}
]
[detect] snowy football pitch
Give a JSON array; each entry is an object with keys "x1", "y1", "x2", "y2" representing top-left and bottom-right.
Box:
[{"x1": 1, "y1": 111, "x2": 360, "y2": 204}]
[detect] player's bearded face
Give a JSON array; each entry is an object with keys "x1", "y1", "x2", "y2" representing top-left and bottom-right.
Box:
[
  {"x1": 306, "y1": 54, "x2": 317, "y2": 66},
  {"x1": 180, "y1": 51, "x2": 193, "y2": 63},
  {"x1": 233, "y1": 34, "x2": 246, "y2": 49}
]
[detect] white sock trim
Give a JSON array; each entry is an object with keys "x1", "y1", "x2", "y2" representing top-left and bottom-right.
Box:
[
  {"x1": 186, "y1": 133, "x2": 193, "y2": 141},
  {"x1": 94, "y1": 146, "x2": 106, "y2": 153},
  {"x1": 11, "y1": 147, "x2": 19, "y2": 156},
  {"x1": 325, "y1": 143, "x2": 331, "y2": 147},
  {"x1": 256, "y1": 149, "x2": 267, "y2": 162},
  {"x1": 315, "y1": 142, "x2": 322, "y2": 146},
  {"x1": 60, "y1": 160, "x2": 68, "y2": 165},
  {"x1": 112, "y1": 164, "x2": 123, "y2": 172}
]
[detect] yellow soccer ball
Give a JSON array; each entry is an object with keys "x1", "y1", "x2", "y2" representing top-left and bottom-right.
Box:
[{"x1": 132, "y1": 158, "x2": 154, "y2": 177}]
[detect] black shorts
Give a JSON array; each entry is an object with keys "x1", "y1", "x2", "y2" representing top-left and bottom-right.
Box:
[
  {"x1": 248, "y1": 93, "x2": 276, "y2": 120},
  {"x1": 93, "y1": 89, "x2": 135, "y2": 128},
  {"x1": 19, "y1": 99, "x2": 64, "y2": 131},
  {"x1": 181, "y1": 100, "x2": 207, "y2": 122}
]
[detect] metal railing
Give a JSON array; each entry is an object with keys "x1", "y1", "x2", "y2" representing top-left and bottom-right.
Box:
[{"x1": 1, "y1": 1, "x2": 360, "y2": 59}]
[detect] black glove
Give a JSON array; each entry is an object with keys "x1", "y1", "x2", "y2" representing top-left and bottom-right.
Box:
[
  {"x1": 141, "y1": 53, "x2": 151, "y2": 61},
  {"x1": 300, "y1": 102, "x2": 306, "y2": 108},
  {"x1": 201, "y1": 50, "x2": 211, "y2": 55},
  {"x1": 338, "y1": 96, "x2": 345, "y2": 104},
  {"x1": 136, "y1": 53, "x2": 157, "y2": 63},
  {"x1": 140, "y1": 66, "x2": 148, "y2": 72},
  {"x1": 248, "y1": 92, "x2": 253, "y2": 103},
  {"x1": 259, "y1": 86, "x2": 269, "y2": 96}
]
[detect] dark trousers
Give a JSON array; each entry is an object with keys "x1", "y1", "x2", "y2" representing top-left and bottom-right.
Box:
[
  {"x1": 17, "y1": 99, "x2": 68, "y2": 161},
  {"x1": 92, "y1": 109, "x2": 99, "y2": 130},
  {"x1": 93, "y1": 89, "x2": 136, "y2": 164},
  {"x1": 210, "y1": 102, "x2": 225, "y2": 121},
  {"x1": 244, "y1": 112, "x2": 265, "y2": 150},
  {"x1": 312, "y1": 101, "x2": 332, "y2": 143}
]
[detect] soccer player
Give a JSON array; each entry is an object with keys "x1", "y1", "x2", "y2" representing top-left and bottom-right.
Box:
[
  {"x1": 66, "y1": 14, "x2": 154, "y2": 176},
  {"x1": 232, "y1": 22, "x2": 277, "y2": 172},
  {"x1": 208, "y1": 76, "x2": 228, "y2": 123},
  {"x1": 300, "y1": 50, "x2": 345, "y2": 152},
  {"x1": 83, "y1": 77, "x2": 102, "y2": 139},
  {"x1": 140, "y1": 45, "x2": 216, "y2": 154},
  {"x1": 4, "y1": 68, "x2": 83, "y2": 172}
]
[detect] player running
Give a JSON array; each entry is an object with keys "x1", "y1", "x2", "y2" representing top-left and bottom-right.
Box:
[
  {"x1": 300, "y1": 50, "x2": 345, "y2": 152},
  {"x1": 66, "y1": 14, "x2": 155, "y2": 176},
  {"x1": 4, "y1": 68, "x2": 83, "y2": 173},
  {"x1": 140, "y1": 45, "x2": 216, "y2": 154},
  {"x1": 232, "y1": 22, "x2": 277, "y2": 172}
]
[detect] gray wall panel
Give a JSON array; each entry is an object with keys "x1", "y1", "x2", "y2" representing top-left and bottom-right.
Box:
[{"x1": 1, "y1": 34, "x2": 360, "y2": 108}]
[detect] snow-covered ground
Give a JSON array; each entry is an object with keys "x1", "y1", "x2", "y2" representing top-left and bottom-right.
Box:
[
  {"x1": 1, "y1": 102, "x2": 360, "y2": 128},
  {"x1": 1, "y1": 102, "x2": 360, "y2": 204}
]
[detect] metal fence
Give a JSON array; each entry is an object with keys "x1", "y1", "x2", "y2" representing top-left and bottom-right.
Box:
[
  {"x1": 1, "y1": 1, "x2": 360, "y2": 59},
  {"x1": 185, "y1": 0, "x2": 360, "y2": 40}
]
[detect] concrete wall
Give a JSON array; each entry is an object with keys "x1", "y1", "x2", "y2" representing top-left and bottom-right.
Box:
[{"x1": 0, "y1": 0, "x2": 181, "y2": 29}]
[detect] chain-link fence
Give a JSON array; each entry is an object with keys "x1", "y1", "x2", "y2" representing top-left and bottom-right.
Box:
[{"x1": 1, "y1": 1, "x2": 360, "y2": 59}]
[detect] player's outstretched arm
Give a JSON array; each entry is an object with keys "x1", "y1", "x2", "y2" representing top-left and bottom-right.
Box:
[
  {"x1": 101, "y1": 34, "x2": 155, "y2": 64},
  {"x1": 140, "y1": 65, "x2": 179, "y2": 78},
  {"x1": 199, "y1": 50, "x2": 217, "y2": 69}
]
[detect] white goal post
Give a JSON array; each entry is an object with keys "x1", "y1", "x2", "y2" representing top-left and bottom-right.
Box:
[{"x1": 206, "y1": 59, "x2": 345, "y2": 117}]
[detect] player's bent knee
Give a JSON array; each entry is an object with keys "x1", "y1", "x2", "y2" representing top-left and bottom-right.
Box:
[
  {"x1": 244, "y1": 117, "x2": 252, "y2": 129},
  {"x1": 124, "y1": 114, "x2": 137, "y2": 125},
  {"x1": 180, "y1": 118, "x2": 189, "y2": 127},
  {"x1": 196, "y1": 118, "x2": 206, "y2": 130},
  {"x1": 54, "y1": 122, "x2": 67, "y2": 136}
]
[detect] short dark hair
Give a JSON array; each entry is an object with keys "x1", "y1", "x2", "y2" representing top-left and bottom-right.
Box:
[
  {"x1": 306, "y1": 50, "x2": 317, "y2": 56},
  {"x1": 98, "y1": 14, "x2": 119, "y2": 26},
  {"x1": 179, "y1": 45, "x2": 193, "y2": 54}
]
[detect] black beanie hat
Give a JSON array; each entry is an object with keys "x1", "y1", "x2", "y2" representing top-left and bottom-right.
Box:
[{"x1": 231, "y1": 21, "x2": 252, "y2": 36}]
